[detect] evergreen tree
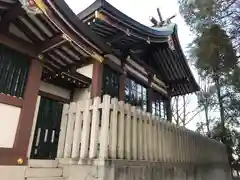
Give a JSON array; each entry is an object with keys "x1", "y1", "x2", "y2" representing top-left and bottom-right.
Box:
[{"x1": 178, "y1": 0, "x2": 239, "y2": 172}]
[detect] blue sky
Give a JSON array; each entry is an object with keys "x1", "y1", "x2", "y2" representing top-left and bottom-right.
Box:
[{"x1": 65, "y1": 0, "x2": 202, "y2": 130}]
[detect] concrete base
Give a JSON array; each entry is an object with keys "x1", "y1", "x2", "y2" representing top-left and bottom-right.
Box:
[
  {"x1": 0, "y1": 166, "x2": 26, "y2": 180},
  {"x1": 0, "y1": 159, "x2": 232, "y2": 180},
  {"x1": 60, "y1": 159, "x2": 232, "y2": 180}
]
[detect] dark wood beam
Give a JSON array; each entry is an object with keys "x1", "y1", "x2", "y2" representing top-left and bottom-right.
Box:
[
  {"x1": 0, "y1": 33, "x2": 37, "y2": 57},
  {"x1": 38, "y1": 34, "x2": 66, "y2": 53},
  {"x1": 43, "y1": 6, "x2": 99, "y2": 57},
  {"x1": 0, "y1": 3, "x2": 25, "y2": 33},
  {"x1": 13, "y1": 19, "x2": 40, "y2": 44},
  {"x1": 0, "y1": 1, "x2": 14, "y2": 9},
  {"x1": 108, "y1": 32, "x2": 127, "y2": 44}
]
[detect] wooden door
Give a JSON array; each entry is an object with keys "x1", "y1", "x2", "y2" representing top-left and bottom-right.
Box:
[{"x1": 30, "y1": 96, "x2": 63, "y2": 159}]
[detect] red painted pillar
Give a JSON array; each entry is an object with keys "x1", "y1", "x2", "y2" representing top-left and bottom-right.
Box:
[
  {"x1": 0, "y1": 59, "x2": 42, "y2": 165},
  {"x1": 119, "y1": 73, "x2": 125, "y2": 101},
  {"x1": 91, "y1": 61, "x2": 103, "y2": 98}
]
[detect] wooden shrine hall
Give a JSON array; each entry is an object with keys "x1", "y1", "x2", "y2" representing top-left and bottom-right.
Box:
[{"x1": 0, "y1": 0, "x2": 231, "y2": 180}]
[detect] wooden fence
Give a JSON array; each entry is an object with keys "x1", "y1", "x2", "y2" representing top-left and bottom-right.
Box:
[{"x1": 57, "y1": 95, "x2": 228, "y2": 164}]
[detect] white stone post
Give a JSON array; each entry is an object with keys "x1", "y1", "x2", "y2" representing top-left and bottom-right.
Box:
[
  {"x1": 148, "y1": 113, "x2": 154, "y2": 161},
  {"x1": 99, "y1": 95, "x2": 111, "y2": 160},
  {"x1": 152, "y1": 118, "x2": 158, "y2": 161},
  {"x1": 172, "y1": 126, "x2": 177, "y2": 162},
  {"x1": 125, "y1": 104, "x2": 132, "y2": 160},
  {"x1": 72, "y1": 101, "x2": 83, "y2": 158},
  {"x1": 110, "y1": 98, "x2": 118, "y2": 159},
  {"x1": 137, "y1": 109, "x2": 143, "y2": 160},
  {"x1": 80, "y1": 99, "x2": 91, "y2": 159},
  {"x1": 143, "y1": 113, "x2": 149, "y2": 160},
  {"x1": 131, "y1": 106, "x2": 138, "y2": 160},
  {"x1": 176, "y1": 127, "x2": 180, "y2": 163},
  {"x1": 89, "y1": 97, "x2": 101, "y2": 159},
  {"x1": 57, "y1": 104, "x2": 69, "y2": 158},
  {"x1": 156, "y1": 120, "x2": 161, "y2": 161},
  {"x1": 162, "y1": 122, "x2": 167, "y2": 162},
  {"x1": 64, "y1": 102, "x2": 76, "y2": 158},
  {"x1": 118, "y1": 101, "x2": 125, "y2": 159}
]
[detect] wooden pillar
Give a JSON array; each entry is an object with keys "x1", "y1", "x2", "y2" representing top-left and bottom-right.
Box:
[
  {"x1": 0, "y1": 59, "x2": 42, "y2": 165},
  {"x1": 166, "y1": 97, "x2": 172, "y2": 122},
  {"x1": 91, "y1": 61, "x2": 103, "y2": 98},
  {"x1": 147, "y1": 74, "x2": 153, "y2": 113},
  {"x1": 119, "y1": 74, "x2": 125, "y2": 101}
]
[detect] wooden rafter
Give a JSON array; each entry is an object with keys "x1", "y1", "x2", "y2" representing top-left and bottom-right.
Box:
[
  {"x1": 13, "y1": 19, "x2": 40, "y2": 43},
  {"x1": 0, "y1": 3, "x2": 25, "y2": 32},
  {"x1": 38, "y1": 34, "x2": 66, "y2": 53},
  {"x1": 0, "y1": 1, "x2": 13, "y2": 9},
  {"x1": 0, "y1": 33, "x2": 37, "y2": 57}
]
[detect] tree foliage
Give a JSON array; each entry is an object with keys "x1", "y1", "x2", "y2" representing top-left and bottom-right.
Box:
[
  {"x1": 178, "y1": 0, "x2": 240, "y2": 173},
  {"x1": 191, "y1": 24, "x2": 237, "y2": 77},
  {"x1": 179, "y1": 0, "x2": 240, "y2": 52}
]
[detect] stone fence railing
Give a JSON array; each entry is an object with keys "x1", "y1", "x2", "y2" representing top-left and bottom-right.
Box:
[{"x1": 57, "y1": 94, "x2": 228, "y2": 165}]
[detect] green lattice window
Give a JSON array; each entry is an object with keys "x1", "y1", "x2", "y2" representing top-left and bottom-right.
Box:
[
  {"x1": 102, "y1": 65, "x2": 120, "y2": 98},
  {"x1": 124, "y1": 78, "x2": 147, "y2": 111},
  {"x1": 0, "y1": 44, "x2": 29, "y2": 98},
  {"x1": 151, "y1": 91, "x2": 167, "y2": 120}
]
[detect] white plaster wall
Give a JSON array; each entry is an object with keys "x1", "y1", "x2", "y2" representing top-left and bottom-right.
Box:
[
  {"x1": 0, "y1": 103, "x2": 21, "y2": 148},
  {"x1": 73, "y1": 87, "x2": 91, "y2": 102},
  {"x1": 39, "y1": 81, "x2": 71, "y2": 99},
  {"x1": 0, "y1": 166, "x2": 26, "y2": 180},
  {"x1": 77, "y1": 64, "x2": 93, "y2": 79}
]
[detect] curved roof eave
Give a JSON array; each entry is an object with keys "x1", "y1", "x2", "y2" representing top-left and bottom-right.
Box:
[
  {"x1": 172, "y1": 26, "x2": 200, "y2": 92},
  {"x1": 45, "y1": 0, "x2": 114, "y2": 55},
  {"x1": 77, "y1": 0, "x2": 175, "y2": 38}
]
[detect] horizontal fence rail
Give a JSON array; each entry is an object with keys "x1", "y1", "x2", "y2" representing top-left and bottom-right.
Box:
[{"x1": 57, "y1": 95, "x2": 228, "y2": 165}]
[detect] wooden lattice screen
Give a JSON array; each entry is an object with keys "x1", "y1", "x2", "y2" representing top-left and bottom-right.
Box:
[{"x1": 0, "y1": 44, "x2": 29, "y2": 98}]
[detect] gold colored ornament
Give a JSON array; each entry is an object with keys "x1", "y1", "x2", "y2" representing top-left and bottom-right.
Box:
[
  {"x1": 95, "y1": 11, "x2": 105, "y2": 20},
  {"x1": 38, "y1": 54, "x2": 44, "y2": 60},
  {"x1": 34, "y1": 0, "x2": 47, "y2": 13},
  {"x1": 62, "y1": 34, "x2": 72, "y2": 42},
  {"x1": 17, "y1": 158, "x2": 23, "y2": 165},
  {"x1": 92, "y1": 53, "x2": 104, "y2": 63}
]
